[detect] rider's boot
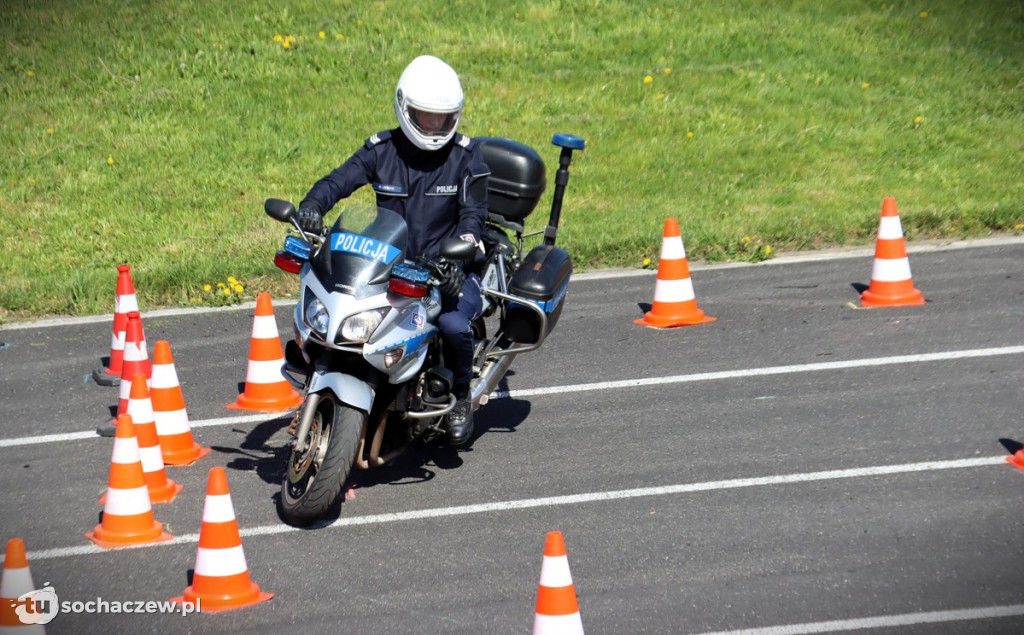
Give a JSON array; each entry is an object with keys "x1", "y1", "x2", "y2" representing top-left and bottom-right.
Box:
[{"x1": 444, "y1": 385, "x2": 474, "y2": 446}]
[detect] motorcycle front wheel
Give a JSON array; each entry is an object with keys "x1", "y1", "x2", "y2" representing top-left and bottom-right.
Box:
[{"x1": 279, "y1": 393, "x2": 363, "y2": 527}]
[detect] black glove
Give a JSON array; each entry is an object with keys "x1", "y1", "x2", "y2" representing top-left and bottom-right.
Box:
[
  {"x1": 296, "y1": 207, "x2": 323, "y2": 235},
  {"x1": 435, "y1": 260, "x2": 466, "y2": 298}
]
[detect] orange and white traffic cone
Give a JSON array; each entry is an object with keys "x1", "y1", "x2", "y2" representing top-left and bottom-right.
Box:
[
  {"x1": 171, "y1": 467, "x2": 273, "y2": 613},
  {"x1": 859, "y1": 197, "x2": 925, "y2": 307},
  {"x1": 86, "y1": 414, "x2": 173, "y2": 548},
  {"x1": 634, "y1": 218, "x2": 715, "y2": 328},
  {"x1": 0, "y1": 538, "x2": 49, "y2": 633},
  {"x1": 151, "y1": 340, "x2": 210, "y2": 466},
  {"x1": 93, "y1": 264, "x2": 138, "y2": 387},
  {"x1": 227, "y1": 293, "x2": 302, "y2": 412},
  {"x1": 123, "y1": 373, "x2": 182, "y2": 503},
  {"x1": 533, "y1": 531, "x2": 584, "y2": 635},
  {"x1": 114, "y1": 311, "x2": 152, "y2": 420}
]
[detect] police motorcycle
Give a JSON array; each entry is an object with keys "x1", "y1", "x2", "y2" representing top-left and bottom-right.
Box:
[{"x1": 266, "y1": 133, "x2": 585, "y2": 526}]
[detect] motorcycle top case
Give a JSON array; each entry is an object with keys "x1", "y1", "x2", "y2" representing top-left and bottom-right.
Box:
[
  {"x1": 503, "y1": 245, "x2": 572, "y2": 344},
  {"x1": 476, "y1": 137, "x2": 546, "y2": 222}
]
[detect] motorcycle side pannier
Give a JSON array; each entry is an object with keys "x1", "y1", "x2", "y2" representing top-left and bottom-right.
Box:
[
  {"x1": 476, "y1": 137, "x2": 547, "y2": 222},
  {"x1": 503, "y1": 245, "x2": 572, "y2": 344}
]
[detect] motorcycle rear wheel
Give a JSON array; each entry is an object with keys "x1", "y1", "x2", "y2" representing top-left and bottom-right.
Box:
[{"x1": 279, "y1": 394, "x2": 363, "y2": 526}]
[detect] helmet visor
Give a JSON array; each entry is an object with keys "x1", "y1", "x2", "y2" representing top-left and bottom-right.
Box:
[{"x1": 406, "y1": 106, "x2": 460, "y2": 139}]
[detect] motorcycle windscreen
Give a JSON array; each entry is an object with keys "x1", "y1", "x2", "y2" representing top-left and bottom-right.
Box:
[{"x1": 322, "y1": 207, "x2": 408, "y2": 298}]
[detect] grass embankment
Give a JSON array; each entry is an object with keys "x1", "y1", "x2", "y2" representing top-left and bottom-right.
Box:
[{"x1": 1, "y1": 1, "x2": 1022, "y2": 319}]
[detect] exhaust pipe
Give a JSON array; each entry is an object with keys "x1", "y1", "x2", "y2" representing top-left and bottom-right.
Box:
[{"x1": 470, "y1": 348, "x2": 522, "y2": 409}]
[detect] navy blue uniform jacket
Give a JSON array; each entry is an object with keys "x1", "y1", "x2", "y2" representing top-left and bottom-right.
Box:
[{"x1": 300, "y1": 129, "x2": 490, "y2": 261}]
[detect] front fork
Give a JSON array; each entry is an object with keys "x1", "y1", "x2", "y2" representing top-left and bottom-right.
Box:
[
  {"x1": 291, "y1": 392, "x2": 320, "y2": 454},
  {"x1": 291, "y1": 371, "x2": 375, "y2": 453}
]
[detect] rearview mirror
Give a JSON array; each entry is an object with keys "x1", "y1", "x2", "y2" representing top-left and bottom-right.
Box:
[
  {"x1": 439, "y1": 237, "x2": 478, "y2": 263},
  {"x1": 265, "y1": 198, "x2": 296, "y2": 223}
]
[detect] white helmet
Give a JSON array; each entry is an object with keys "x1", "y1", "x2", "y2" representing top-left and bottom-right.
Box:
[{"x1": 394, "y1": 55, "x2": 464, "y2": 151}]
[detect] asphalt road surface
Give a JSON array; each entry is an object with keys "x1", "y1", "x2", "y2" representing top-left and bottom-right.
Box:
[{"x1": 1, "y1": 238, "x2": 1022, "y2": 634}]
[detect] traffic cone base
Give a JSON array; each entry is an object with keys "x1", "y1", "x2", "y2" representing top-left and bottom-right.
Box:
[
  {"x1": 164, "y1": 443, "x2": 212, "y2": 467},
  {"x1": 226, "y1": 388, "x2": 302, "y2": 412},
  {"x1": 861, "y1": 284, "x2": 924, "y2": 307},
  {"x1": 1007, "y1": 450, "x2": 1024, "y2": 472},
  {"x1": 228, "y1": 293, "x2": 302, "y2": 412},
  {"x1": 635, "y1": 218, "x2": 714, "y2": 328},
  {"x1": 86, "y1": 512, "x2": 173, "y2": 549},
  {"x1": 171, "y1": 467, "x2": 273, "y2": 613},
  {"x1": 172, "y1": 582, "x2": 273, "y2": 614},
  {"x1": 93, "y1": 365, "x2": 122, "y2": 387},
  {"x1": 859, "y1": 198, "x2": 925, "y2": 307}
]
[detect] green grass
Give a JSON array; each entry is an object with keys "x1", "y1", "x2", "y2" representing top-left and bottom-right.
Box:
[{"x1": 2, "y1": 0, "x2": 1022, "y2": 320}]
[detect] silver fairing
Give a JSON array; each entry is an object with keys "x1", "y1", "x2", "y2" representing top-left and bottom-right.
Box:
[{"x1": 295, "y1": 262, "x2": 442, "y2": 386}]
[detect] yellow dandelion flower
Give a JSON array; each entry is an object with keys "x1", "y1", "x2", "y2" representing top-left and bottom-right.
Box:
[
  {"x1": 356, "y1": 19, "x2": 363, "y2": 27},
  {"x1": 26, "y1": 70, "x2": 35, "y2": 77},
  {"x1": 664, "y1": 68, "x2": 671, "y2": 74},
  {"x1": 273, "y1": 34, "x2": 283, "y2": 42},
  {"x1": 643, "y1": 75, "x2": 653, "y2": 84},
  {"x1": 743, "y1": 236, "x2": 751, "y2": 244},
  {"x1": 657, "y1": 92, "x2": 666, "y2": 100},
  {"x1": 233, "y1": 284, "x2": 244, "y2": 293},
  {"x1": 686, "y1": 131, "x2": 694, "y2": 139},
  {"x1": 46, "y1": 128, "x2": 53, "y2": 135},
  {"x1": 223, "y1": 287, "x2": 232, "y2": 296},
  {"x1": 488, "y1": 127, "x2": 495, "y2": 135},
  {"x1": 227, "y1": 276, "x2": 238, "y2": 284},
  {"x1": 914, "y1": 115, "x2": 923, "y2": 124},
  {"x1": 217, "y1": 282, "x2": 226, "y2": 288},
  {"x1": 283, "y1": 40, "x2": 291, "y2": 49},
  {"x1": 1014, "y1": 224, "x2": 1024, "y2": 230},
  {"x1": 318, "y1": 31, "x2": 326, "y2": 39},
  {"x1": 335, "y1": 33, "x2": 344, "y2": 39},
  {"x1": 861, "y1": 82, "x2": 870, "y2": 89},
  {"x1": 107, "y1": 156, "x2": 115, "y2": 165},
  {"x1": 764, "y1": 245, "x2": 773, "y2": 255},
  {"x1": 203, "y1": 284, "x2": 212, "y2": 292},
  {"x1": 642, "y1": 257, "x2": 652, "y2": 267},
  {"x1": 919, "y1": 11, "x2": 928, "y2": 19}
]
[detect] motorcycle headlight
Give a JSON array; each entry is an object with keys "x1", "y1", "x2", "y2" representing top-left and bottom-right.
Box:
[
  {"x1": 339, "y1": 308, "x2": 387, "y2": 344},
  {"x1": 305, "y1": 296, "x2": 330, "y2": 336}
]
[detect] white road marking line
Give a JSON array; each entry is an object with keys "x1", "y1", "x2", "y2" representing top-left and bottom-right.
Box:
[
  {"x1": 2, "y1": 237, "x2": 1021, "y2": 331},
  {"x1": 0, "y1": 414, "x2": 286, "y2": 448},
  {"x1": 2, "y1": 345, "x2": 1023, "y2": 449},
  {"x1": 690, "y1": 603, "x2": 1024, "y2": 634},
  {"x1": 497, "y1": 345, "x2": 1024, "y2": 398},
  {"x1": 13, "y1": 455, "x2": 1006, "y2": 563}
]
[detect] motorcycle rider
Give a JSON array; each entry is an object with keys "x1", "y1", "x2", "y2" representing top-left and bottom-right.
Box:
[{"x1": 295, "y1": 55, "x2": 489, "y2": 446}]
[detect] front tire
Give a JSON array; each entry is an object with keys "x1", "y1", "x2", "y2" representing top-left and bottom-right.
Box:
[{"x1": 279, "y1": 393, "x2": 363, "y2": 527}]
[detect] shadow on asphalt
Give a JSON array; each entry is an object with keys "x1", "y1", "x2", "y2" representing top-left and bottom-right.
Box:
[
  {"x1": 206, "y1": 372, "x2": 534, "y2": 526},
  {"x1": 998, "y1": 437, "x2": 1023, "y2": 455}
]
